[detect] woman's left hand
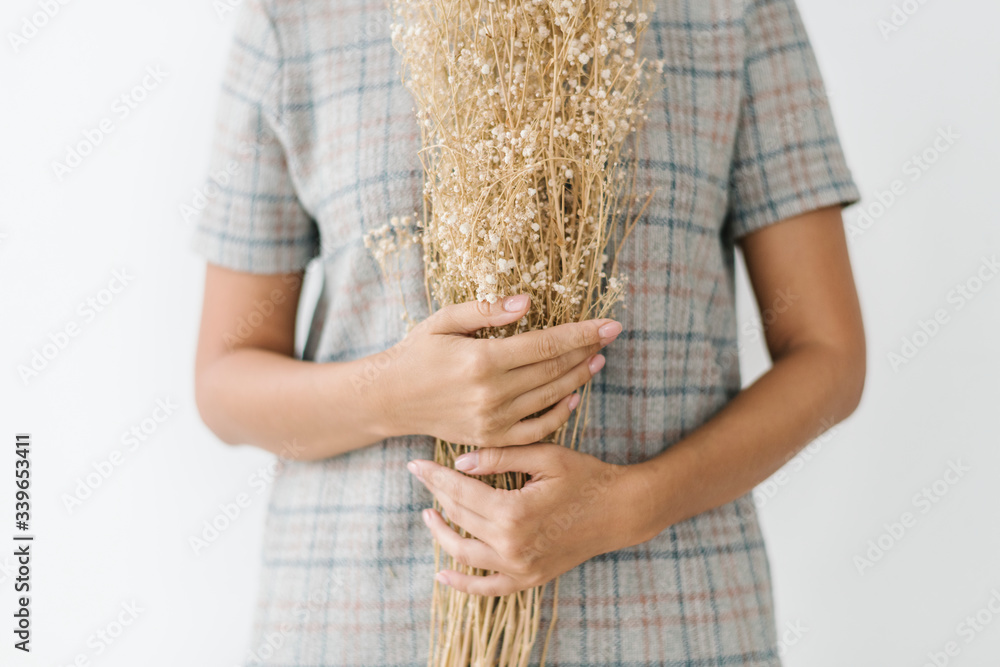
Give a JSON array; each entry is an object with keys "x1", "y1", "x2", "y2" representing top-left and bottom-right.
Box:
[{"x1": 407, "y1": 442, "x2": 652, "y2": 596}]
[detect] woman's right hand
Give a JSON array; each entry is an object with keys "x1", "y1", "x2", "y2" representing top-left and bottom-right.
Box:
[{"x1": 373, "y1": 294, "x2": 622, "y2": 447}]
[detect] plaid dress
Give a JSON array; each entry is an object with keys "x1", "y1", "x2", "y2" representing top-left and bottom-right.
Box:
[{"x1": 192, "y1": 0, "x2": 859, "y2": 664}]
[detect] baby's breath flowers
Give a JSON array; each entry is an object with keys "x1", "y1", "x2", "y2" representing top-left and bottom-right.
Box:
[
  {"x1": 373, "y1": 0, "x2": 658, "y2": 663},
  {"x1": 364, "y1": 214, "x2": 422, "y2": 326}
]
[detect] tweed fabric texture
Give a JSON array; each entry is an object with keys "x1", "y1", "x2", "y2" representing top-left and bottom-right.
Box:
[{"x1": 191, "y1": 0, "x2": 859, "y2": 664}]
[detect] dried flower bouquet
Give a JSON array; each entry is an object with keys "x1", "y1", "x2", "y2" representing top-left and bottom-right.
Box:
[{"x1": 367, "y1": 0, "x2": 659, "y2": 663}]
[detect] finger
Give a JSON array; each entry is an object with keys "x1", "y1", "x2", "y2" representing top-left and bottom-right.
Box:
[
  {"x1": 426, "y1": 485, "x2": 496, "y2": 541},
  {"x1": 422, "y1": 508, "x2": 505, "y2": 572},
  {"x1": 426, "y1": 294, "x2": 530, "y2": 336},
  {"x1": 493, "y1": 319, "x2": 621, "y2": 369},
  {"x1": 507, "y1": 354, "x2": 602, "y2": 422},
  {"x1": 454, "y1": 441, "x2": 565, "y2": 477},
  {"x1": 504, "y1": 340, "x2": 604, "y2": 396},
  {"x1": 498, "y1": 393, "x2": 579, "y2": 446},
  {"x1": 409, "y1": 460, "x2": 498, "y2": 511},
  {"x1": 408, "y1": 461, "x2": 497, "y2": 538},
  {"x1": 435, "y1": 569, "x2": 527, "y2": 597}
]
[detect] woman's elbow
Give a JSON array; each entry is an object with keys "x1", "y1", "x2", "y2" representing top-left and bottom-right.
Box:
[
  {"x1": 831, "y1": 332, "x2": 867, "y2": 421},
  {"x1": 842, "y1": 347, "x2": 866, "y2": 417},
  {"x1": 194, "y1": 362, "x2": 242, "y2": 446}
]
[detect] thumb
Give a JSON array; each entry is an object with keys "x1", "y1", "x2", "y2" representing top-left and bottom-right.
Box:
[
  {"x1": 454, "y1": 442, "x2": 561, "y2": 477},
  {"x1": 426, "y1": 294, "x2": 530, "y2": 335}
]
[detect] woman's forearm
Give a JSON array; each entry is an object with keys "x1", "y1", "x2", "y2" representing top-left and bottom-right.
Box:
[
  {"x1": 194, "y1": 287, "x2": 619, "y2": 462},
  {"x1": 624, "y1": 341, "x2": 866, "y2": 545},
  {"x1": 195, "y1": 348, "x2": 394, "y2": 461}
]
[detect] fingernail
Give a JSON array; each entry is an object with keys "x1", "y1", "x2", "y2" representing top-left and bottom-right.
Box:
[
  {"x1": 588, "y1": 354, "x2": 606, "y2": 374},
  {"x1": 568, "y1": 394, "x2": 581, "y2": 411},
  {"x1": 407, "y1": 461, "x2": 423, "y2": 480},
  {"x1": 422, "y1": 509, "x2": 431, "y2": 524},
  {"x1": 503, "y1": 294, "x2": 529, "y2": 312},
  {"x1": 435, "y1": 572, "x2": 451, "y2": 586},
  {"x1": 598, "y1": 321, "x2": 622, "y2": 340},
  {"x1": 454, "y1": 452, "x2": 478, "y2": 472}
]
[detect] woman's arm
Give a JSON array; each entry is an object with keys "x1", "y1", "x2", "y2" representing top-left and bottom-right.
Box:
[
  {"x1": 626, "y1": 203, "x2": 866, "y2": 541},
  {"x1": 407, "y1": 204, "x2": 866, "y2": 595},
  {"x1": 194, "y1": 264, "x2": 624, "y2": 461},
  {"x1": 193, "y1": 265, "x2": 382, "y2": 459}
]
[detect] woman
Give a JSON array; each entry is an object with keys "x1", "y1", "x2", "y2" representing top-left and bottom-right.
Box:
[{"x1": 192, "y1": 0, "x2": 865, "y2": 664}]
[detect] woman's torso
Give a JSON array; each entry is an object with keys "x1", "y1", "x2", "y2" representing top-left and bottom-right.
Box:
[{"x1": 250, "y1": 0, "x2": 781, "y2": 663}]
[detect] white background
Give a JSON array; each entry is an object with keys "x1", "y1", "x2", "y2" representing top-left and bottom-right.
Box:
[{"x1": 1, "y1": 1, "x2": 998, "y2": 666}]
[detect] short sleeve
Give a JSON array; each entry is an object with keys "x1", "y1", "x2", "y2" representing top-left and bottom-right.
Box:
[
  {"x1": 725, "y1": 0, "x2": 860, "y2": 240},
  {"x1": 189, "y1": 0, "x2": 319, "y2": 273}
]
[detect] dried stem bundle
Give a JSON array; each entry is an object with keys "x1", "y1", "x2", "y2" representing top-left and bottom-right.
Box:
[{"x1": 371, "y1": 0, "x2": 659, "y2": 663}]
